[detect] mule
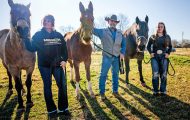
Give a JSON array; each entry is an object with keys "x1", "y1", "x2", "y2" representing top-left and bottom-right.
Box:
[
  {"x1": 123, "y1": 16, "x2": 149, "y2": 87},
  {"x1": 0, "y1": 0, "x2": 35, "y2": 111},
  {"x1": 64, "y1": 1, "x2": 94, "y2": 99}
]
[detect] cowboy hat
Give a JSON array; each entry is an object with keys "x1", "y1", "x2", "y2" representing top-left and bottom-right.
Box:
[{"x1": 105, "y1": 14, "x2": 120, "y2": 23}]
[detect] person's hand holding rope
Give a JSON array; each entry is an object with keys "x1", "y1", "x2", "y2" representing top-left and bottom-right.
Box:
[
  {"x1": 60, "y1": 61, "x2": 66, "y2": 71},
  {"x1": 165, "y1": 53, "x2": 169, "y2": 58},
  {"x1": 150, "y1": 53, "x2": 155, "y2": 58},
  {"x1": 120, "y1": 53, "x2": 124, "y2": 60}
]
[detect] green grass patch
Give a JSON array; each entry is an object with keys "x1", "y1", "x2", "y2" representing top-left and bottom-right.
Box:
[{"x1": 0, "y1": 52, "x2": 190, "y2": 119}]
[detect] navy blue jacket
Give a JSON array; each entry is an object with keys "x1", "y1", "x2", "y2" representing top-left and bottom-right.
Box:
[{"x1": 24, "y1": 28, "x2": 68, "y2": 67}]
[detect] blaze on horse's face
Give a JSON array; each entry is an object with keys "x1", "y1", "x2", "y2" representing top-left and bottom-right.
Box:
[
  {"x1": 8, "y1": 0, "x2": 31, "y2": 38},
  {"x1": 136, "y1": 16, "x2": 149, "y2": 52},
  {"x1": 79, "y1": 1, "x2": 94, "y2": 43}
]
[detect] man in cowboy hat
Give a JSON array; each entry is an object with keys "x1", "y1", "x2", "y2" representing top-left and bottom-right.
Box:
[{"x1": 93, "y1": 14, "x2": 126, "y2": 100}]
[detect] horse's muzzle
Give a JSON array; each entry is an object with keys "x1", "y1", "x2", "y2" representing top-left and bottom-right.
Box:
[
  {"x1": 16, "y1": 19, "x2": 29, "y2": 38},
  {"x1": 83, "y1": 37, "x2": 91, "y2": 41},
  {"x1": 137, "y1": 45, "x2": 145, "y2": 52},
  {"x1": 17, "y1": 26, "x2": 29, "y2": 38}
]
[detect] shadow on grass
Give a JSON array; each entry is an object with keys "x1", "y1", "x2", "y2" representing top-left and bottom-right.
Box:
[
  {"x1": 119, "y1": 78, "x2": 190, "y2": 119},
  {"x1": 103, "y1": 97, "x2": 128, "y2": 120},
  {"x1": 70, "y1": 81, "x2": 95, "y2": 120},
  {"x1": 114, "y1": 94, "x2": 150, "y2": 120},
  {"x1": 0, "y1": 91, "x2": 13, "y2": 108},
  {"x1": 0, "y1": 95, "x2": 17, "y2": 119},
  {"x1": 24, "y1": 106, "x2": 32, "y2": 120},
  {"x1": 80, "y1": 88, "x2": 111, "y2": 120}
]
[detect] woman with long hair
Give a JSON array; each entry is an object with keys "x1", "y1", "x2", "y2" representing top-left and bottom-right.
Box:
[{"x1": 147, "y1": 22, "x2": 172, "y2": 96}]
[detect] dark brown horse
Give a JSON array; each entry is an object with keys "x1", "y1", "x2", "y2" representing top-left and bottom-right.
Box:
[
  {"x1": 0, "y1": 0, "x2": 35, "y2": 111},
  {"x1": 123, "y1": 16, "x2": 149, "y2": 87},
  {"x1": 64, "y1": 1, "x2": 94, "y2": 99}
]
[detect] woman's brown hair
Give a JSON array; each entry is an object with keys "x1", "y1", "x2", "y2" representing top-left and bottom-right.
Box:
[{"x1": 157, "y1": 22, "x2": 167, "y2": 36}]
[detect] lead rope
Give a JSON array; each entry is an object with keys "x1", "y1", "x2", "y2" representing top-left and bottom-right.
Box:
[{"x1": 167, "y1": 58, "x2": 175, "y2": 76}]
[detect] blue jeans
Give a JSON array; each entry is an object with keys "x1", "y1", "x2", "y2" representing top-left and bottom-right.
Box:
[
  {"x1": 99, "y1": 55, "x2": 119, "y2": 94},
  {"x1": 151, "y1": 55, "x2": 168, "y2": 93},
  {"x1": 39, "y1": 66, "x2": 68, "y2": 113}
]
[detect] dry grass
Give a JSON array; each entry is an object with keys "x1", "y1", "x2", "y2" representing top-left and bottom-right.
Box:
[
  {"x1": 173, "y1": 48, "x2": 190, "y2": 56},
  {"x1": 0, "y1": 49, "x2": 190, "y2": 119}
]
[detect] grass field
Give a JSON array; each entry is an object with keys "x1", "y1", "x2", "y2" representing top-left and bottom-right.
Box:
[{"x1": 0, "y1": 49, "x2": 190, "y2": 120}]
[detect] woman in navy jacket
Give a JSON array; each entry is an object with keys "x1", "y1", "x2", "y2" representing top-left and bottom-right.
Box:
[{"x1": 23, "y1": 15, "x2": 69, "y2": 117}]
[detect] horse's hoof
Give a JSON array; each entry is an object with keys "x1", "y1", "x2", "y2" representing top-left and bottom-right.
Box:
[
  {"x1": 141, "y1": 83, "x2": 146, "y2": 87},
  {"x1": 90, "y1": 93, "x2": 95, "y2": 98},
  {"x1": 17, "y1": 105, "x2": 25, "y2": 112},
  {"x1": 126, "y1": 83, "x2": 130, "y2": 88},
  {"x1": 76, "y1": 94, "x2": 81, "y2": 100},
  {"x1": 21, "y1": 89, "x2": 26, "y2": 96},
  {"x1": 8, "y1": 90, "x2": 13, "y2": 95},
  {"x1": 26, "y1": 102, "x2": 34, "y2": 108},
  {"x1": 70, "y1": 80, "x2": 75, "y2": 84}
]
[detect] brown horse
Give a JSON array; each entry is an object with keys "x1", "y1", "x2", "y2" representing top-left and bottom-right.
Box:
[
  {"x1": 123, "y1": 16, "x2": 149, "y2": 87},
  {"x1": 64, "y1": 1, "x2": 94, "y2": 99},
  {"x1": 0, "y1": 0, "x2": 35, "y2": 111}
]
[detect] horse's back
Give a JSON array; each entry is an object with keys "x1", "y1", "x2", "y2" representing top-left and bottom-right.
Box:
[
  {"x1": 64, "y1": 32, "x2": 73, "y2": 41},
  {"x1": 0, "y1": 29, "x2": 10, "y2": 59},
  {"x1": 64, "y1": 31, "x2": 92, "y2": 62},
  {"x1": 64, "y1": 32, "x2": 74, "y2": 60}
]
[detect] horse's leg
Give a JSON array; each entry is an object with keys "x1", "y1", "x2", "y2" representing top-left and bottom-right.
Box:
[
  {"x1": 19, "y1": 71, "x2": 26, "y2": 96},
  {"x1": 6, "y1": 69, "x2": 13, "y2": 94},
  {"x1": 2, "y1": 62, "x2": 13, "y2": 94},
  {"x1": 137, "y1": 59, "x2": 146, "y2": 87},
  {"x1": 125, "y1": 57, "x2": 130, "y2": 87},
  {"x1": 68, "y1": 59, "x2": 74, "y2": 82},
  {"x1": 84, "y1": 58, "x2": 95, "y2": 98},
  {"x1": 25, "y1": 68, "x2": 34, "y2": 108},
  {"x1": 11, "y1": 68, "x2": 25, "y2": 111},
  {"x1": 73, "y1": 60, "x2": 80, "y2": 100}
]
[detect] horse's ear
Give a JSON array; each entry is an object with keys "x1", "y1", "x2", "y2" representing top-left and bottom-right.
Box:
[
  {"x1": 79, "y1": 2, "x2": 85, "y2": 13},
  {"x1": 145, "y1": 15, "x2": 149, "y2": 23},
  {"x1": 88, "y1": 1, "x2": 93, "y2": 13},
  {"x1": 136, "y1": 16, "x2": 140, "y2": 24},
  {"x1": 27, "y1": 3, "x2": 31, "y2": 8},
  {"x1": 8, "y1": 0, "x2": 14, "y2": 7}
]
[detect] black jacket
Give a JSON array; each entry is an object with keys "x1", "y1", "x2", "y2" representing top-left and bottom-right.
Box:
[
  {"x1": 24, "y1": 28, "x2": 68, "y2": 67},
  {"x1": 147, "y1": 34, "x2": 172, "y2": 55}
]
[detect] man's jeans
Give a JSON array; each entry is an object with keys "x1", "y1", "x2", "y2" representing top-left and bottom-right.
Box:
[
  {"x1": 151, "y1": 55, "x2": 168, "y2": 93},
  {"x1": 99, "y1": 55, "x2": 119, "y2": 94},
  {"x1": 39, "y1": 66, "x2": 68, "y2": 113}
]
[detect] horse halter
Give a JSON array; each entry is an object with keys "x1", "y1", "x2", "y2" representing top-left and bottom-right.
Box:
[
  {"x1": 79, "y1": 16, "x2": 94, "y2": 43},
  {"x1": 136, "y1": 35, "x2": 148, "y2": 53},
  {"x1": 12, "y1": 17, "x2": 30, "y2": 37}
]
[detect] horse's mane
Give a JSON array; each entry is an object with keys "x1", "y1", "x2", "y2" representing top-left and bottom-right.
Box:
[{"x1": 124, "y1": 23, "x2": 137, "y2": 37}]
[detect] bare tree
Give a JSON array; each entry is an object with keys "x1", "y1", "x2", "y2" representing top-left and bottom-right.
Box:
[
  {"x1": 182, "y1": 39, "x2": 190, "y2": 49},
  {"x1": 95, "y1": 16, "x2": 107, "y2": 28},
  {"x1": 172, "y1": 39, "x2": 179, "y2": 48},
  {"x1": 93, "y1": 14, "x2": 129, "y2": 51},
  {"x1": 59, "y1": 25, "x2": 74, "y2": 35},
  {"x1": 117, "y1": 13, "x2": 129, "y2": 31},
  {"x1": 95, "y1": 13, "x2": 129, "y2": 31}
]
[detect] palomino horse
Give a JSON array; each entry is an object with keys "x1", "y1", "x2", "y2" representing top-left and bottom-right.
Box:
[
  {"x1": 64, "y1": 1, "x2": 94, "y2": 99},
  {"x1": 0, "y1": 0, "x2": 35, "y2": 111},
  {"x1": 123, "y1": 16, "x2": 149, "y2": 87}
]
